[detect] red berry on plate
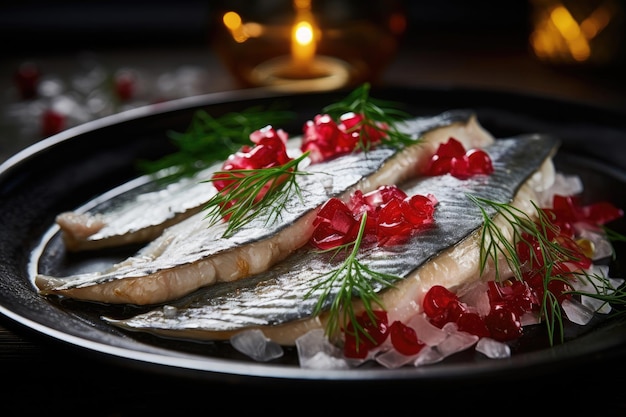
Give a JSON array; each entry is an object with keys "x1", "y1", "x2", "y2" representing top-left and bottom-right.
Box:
[{"x1": 41, "y1": 109, "x2": 66, "y2": 137}]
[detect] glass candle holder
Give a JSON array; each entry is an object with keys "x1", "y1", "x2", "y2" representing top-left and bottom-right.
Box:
[
  {"x1": 529, "y1": 0, "x2": 625, "y2": 68},
  {"x1": 209, "y1": 0, "x2": 406, "y2": 92}
]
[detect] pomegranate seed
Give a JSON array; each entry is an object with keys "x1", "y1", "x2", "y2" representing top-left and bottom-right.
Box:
[
  {"x1": 343, "y1": 310, "x2": 389, "y2": 359},
  {"x1": 389, "y1": 321, "x2": 425, "y2": 356},
  {"x1": 485, "y1": 306, "x2": 522, "y2": 341},
  {"x1": 457, "y1": 312, "x2": 491, "y2": 338},
  {"x1": 466, "y1": 149, "x2": 494, "y2": 175},
  {"x1": 423, "y1": 285, "x2": 458, "y2": 318},
  {"x1": 436, "y1": 137, "x2": 466, "y2": 158},
  {"x1": 424, "y1": 137, "x2": 493, "y2": 179}
]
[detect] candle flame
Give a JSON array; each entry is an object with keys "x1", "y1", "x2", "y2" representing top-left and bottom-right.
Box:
[
  {"x1": 294, "y1": 21, "x2": 314, "y2": 46},
  {"x1": 291, "y1": 0, "x2": 317, "y2": 68},
  {"x1": 291, "y1": 19, "x2": 316, "y2": 67}
]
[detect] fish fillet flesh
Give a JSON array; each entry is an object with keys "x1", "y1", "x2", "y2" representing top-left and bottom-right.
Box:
[
  {"x1": 104, "y1": 134, "x2": 559, "y2": 345},
  {"x1": 35, "y1": 110, "x2": 495, "y2": 305}
]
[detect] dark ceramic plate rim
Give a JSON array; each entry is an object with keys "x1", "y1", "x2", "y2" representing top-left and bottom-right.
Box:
[{"x1": 1, "y1": 85, "x2": 626, "y2": 383}]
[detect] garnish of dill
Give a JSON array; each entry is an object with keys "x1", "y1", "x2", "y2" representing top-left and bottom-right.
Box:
[
  {"x1": 304, "y1": 213, "x2": 402, "y2": 345},
  {"x1": 136, "y1": 106, "x2": 295, "y2": 182},
  {"x1": 202, "y1": 152, "x2": 310, "y2": 238},
  {"x1": 200, "y1": 84, "x2": 415, "y2": 238},
  {"x1": 469, "y1": 193, "x2": 626, "y2": 345},
  {"x1": 323, "y1": 82, "x2": 416, "y2": 151}
]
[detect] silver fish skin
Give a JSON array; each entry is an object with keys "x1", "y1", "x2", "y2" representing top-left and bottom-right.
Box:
[
  {"x1": 55, "y1": 166, "x2": 221, "y2": 252},
  {"x1": 55, "y1": 110, "x2": 485, "y2": 252},
  {"x1": 35, "y1": 111, "x2": 495, "y2": 305},
  {"x1": 104, "y1": 134, "x2": 560, "y2": 345}
]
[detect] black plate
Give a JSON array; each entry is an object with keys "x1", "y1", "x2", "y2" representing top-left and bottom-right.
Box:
[{"x1": 1, "y1": 86, "x2": 626, "y2": 384}]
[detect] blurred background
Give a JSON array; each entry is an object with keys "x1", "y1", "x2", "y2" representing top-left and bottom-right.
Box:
[{"x1": 1, "y1": 0, "x2": 625, "y2": 161}]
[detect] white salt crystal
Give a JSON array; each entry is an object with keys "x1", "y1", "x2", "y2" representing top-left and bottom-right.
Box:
[
  {"x1": 535, "y1": 173, "x2": 583, "y2": 207},
  {"x1": 295, "y1": 329, "x2": 349, "y2": 369},
  {"x1": 520, "y1": 311, "x2": 540, "y2": 326},
  {"x1": 458, "y1": 281, "x2": 491, "y2": 316},
  {"x1": 375, "y1": 348, "x2": 420, "y2": 369},
  {"x1": 230, "y1": 329, "x2": 284, "y2": 362},
  {"x1": 436, "y1": 329, "x2": 479, "y2": 358},
  {"x1": 406, "y1": 314, "x2": 447, "y2": 346},
  {"x1": 302, "y1": 351, "x2": 350, "y2": 370},
  {"x1": 413, "y1": 346, "x2": 444, "y2": 366},
  {"x1": 476, "y1": 337, "x2": 511, "y2": 359},
  {"x1": 562, "y1": 298, "x2": 595, "y2": 325}
]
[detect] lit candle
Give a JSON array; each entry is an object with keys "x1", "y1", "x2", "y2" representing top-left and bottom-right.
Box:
[
  {"x1": 249, "y1": 3, "x2": 351, "y2": 92},
  {"x1": 291, "y1": 20, "x2": 316, "y2": 72}
]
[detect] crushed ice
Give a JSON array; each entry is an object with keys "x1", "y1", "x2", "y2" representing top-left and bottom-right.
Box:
[
  {"x1": 535, "y1": 172, "x2": 583, "y2": 208},
  {"x1": 295, "y1": 329, "x2": 350, "y2": 369},
  {"x1": 476, "y1": 337, "x2": 511, "y2": 358},
  {"x1": 562, "y1": 298, "x2": 595, "y2": 325},
  {"x1": 230, "y1": 329, "x2": 284, "y2": 362}
]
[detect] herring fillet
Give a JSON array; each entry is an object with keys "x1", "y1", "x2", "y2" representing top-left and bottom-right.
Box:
[
  {"x1": 55, "y1": 166, "x2": 221, "y2": 252},
  {"x1": 103, "y1": 134, "x2": 560, "y2": 345},
  {"x1": 55, "y1": 111, "x2": 488, "y2": 252},
  {"x1": 35, "y1": 110, "x2": 495, "y2": 305}
]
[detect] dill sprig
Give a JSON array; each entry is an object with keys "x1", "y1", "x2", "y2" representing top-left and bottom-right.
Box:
[
  {"x1": 469, "y1": 194, "x2": 571, "y2": 344},
  {"x1": 469, "y1": 193, "x2": 626, "y2": 345},
  {"x1": 137, "y1": 106, "x2": 295, "y2": 182},
  {"x1": 202, "y1": 152, "x2": 310, "y2": 238},
  {"x1": 305, "y1": 213, "x2": 402, "y2": 345},
  {"x1": 569, "y1": 270, "x2": 626, "y2": 310},
  {"x1": 322, "y1": 83, "x2": 415, "y2": 151},
  {"x1": 469, "y1": 195, "x2": 571, "y2": 284}
]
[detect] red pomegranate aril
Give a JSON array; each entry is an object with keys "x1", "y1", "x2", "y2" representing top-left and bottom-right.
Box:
[
  {"x1": 436, "y1": 137, "x2": 467, "y2": 158},
  {"x1": 310, "y1": 223, "x2": 347, "y2": 250},
  {"x1": 338, "y1": 112, "x2": 363, "y2": 132},
  {"x1": 425, "y1": 137, "x2": 493, "y2": 179},
  {"x1": 389, "y1": 321, "x2": 425, "y2": 356},
  {"x1": 487, "y1": 280, "x2": 536, "y2": 317},
  {"x1": 430, "y1": 300, "x2": 466, "y2": 328},
  {"x1": 343, "y1": 336, "x2": 369, "y2": 359},
  {"x1": 466, "y1": 149, "x2": 494, "y2": 174},
  {"x1": 402, "y1": 194, "x2": 436, "y2": 226},
  {"x1": 368, "y1": 185, "x2": 407, "y2": 206},
  {"x1": 485, "y1": 306, "x2": 523, "y2": 341},
  {"x1": 423, "y1": 285, "x2": 459, "y2": 318},
  {"x1": 301, "y1": 112, "x2": 387, "y2": 164},
  {"x1": 424, "y1": 154, "x2": 450, "y2": 176},
  {"x1": 376, "y1": 200, "x2": 409, "y2": 234},
  {"x1": 457, "y1": 312, "x2": 491, "y2": 338},
  {"x1": 585, "y1": 201, "x2": 624, "y2": 224},
  {"x1": 343, "y1": 310, "x2": 389, "y2": 358},
  {"x1": 316, "y1": 198, "x2": 350, "y2": 224},
  {"x1": 330, "y1": 208, "x2": 357, "y2": 235},
  {"x1": 450, "y1": 155, "x2": 471, "y2": 179}
]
